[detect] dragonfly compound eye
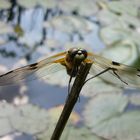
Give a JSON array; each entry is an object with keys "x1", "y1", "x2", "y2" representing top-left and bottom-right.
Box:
[
  {"x1": 68, "y1": 48, "x2": 79, "y2": 59},
  {"x1": 73, "y1": 48, "x2": 87, "y2": 63},
  {"x1": 81, "y1": 49, "x2": 88, "y2": 58}
]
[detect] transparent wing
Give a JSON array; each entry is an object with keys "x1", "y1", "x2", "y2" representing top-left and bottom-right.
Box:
[
  {"x1": 88, "y1": 54, "x2": 140, "y2": 88},
  {"x1": 0, "y1": 52, "x2": 66, "y2": 86}
]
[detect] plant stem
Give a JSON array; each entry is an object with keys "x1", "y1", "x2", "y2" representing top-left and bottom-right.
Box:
[{"x1": 50, "y1": 63, "x2": 92, "y2": 140}]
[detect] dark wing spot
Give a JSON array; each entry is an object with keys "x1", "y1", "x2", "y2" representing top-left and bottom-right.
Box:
[
  {"x1": 28, "y1": 63, "x2": 38, "y2": 70},
  {"x1": 29, "y1": 63, "x2": 38, "y2": 67},
  {"x1": 112, "y1": 61, "x2": 120, "y2": 66},
  {"x1": 0, "y1": 70, "x2": 14, "y2": 77}
]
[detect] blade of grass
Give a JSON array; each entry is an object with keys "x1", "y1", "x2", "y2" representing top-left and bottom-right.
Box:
[{"x1": 51, "y1": 63, "x2": 92, "y2": 140}]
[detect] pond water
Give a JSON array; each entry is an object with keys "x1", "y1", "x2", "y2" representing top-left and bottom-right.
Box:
[
  {"x1": 0, "y1": 5, "x2": 105, "y2": 140},
  {"x1": 0, "y1": 6, "x2": 104, "y2": 109}
]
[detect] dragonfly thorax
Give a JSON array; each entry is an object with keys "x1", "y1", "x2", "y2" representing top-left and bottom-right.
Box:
[{"x1": 65, "y1": 48, "x2": 87, "y2": 77}]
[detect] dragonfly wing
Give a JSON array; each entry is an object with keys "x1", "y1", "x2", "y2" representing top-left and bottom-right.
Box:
[
  {"x1": 88, "y1": 54, "x2": 140, "y2": 88},
  {"x1": 0, "y1": 52, "x2": 66, "y2": 86}
]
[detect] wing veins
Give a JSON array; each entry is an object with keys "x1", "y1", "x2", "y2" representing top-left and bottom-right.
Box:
[
  {"x1": 0, "y1": 52, "x2": 67, "y2": 86},
  {"x1": 88, "y1": 54, "x2": 140, "y2": 88}
]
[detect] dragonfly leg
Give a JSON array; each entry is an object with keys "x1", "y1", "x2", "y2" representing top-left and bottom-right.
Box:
[
  {"x1": 112, "y1": 70, "x2": 128, "y2": 85},
  {"x1": 84, "y1": 67, "x2": 111, "y2": 84},
  {"x1": 68, "y1": 75, "x2": 73, "y2": 95},
  {"x1": 67, "y1": 73, "x2": 81, "y2": 103},
  {"x1": 67, "y1": 65, "x2": 78, "y2": 95}
]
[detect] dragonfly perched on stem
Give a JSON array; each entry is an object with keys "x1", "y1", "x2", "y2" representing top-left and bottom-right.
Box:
[{"x1": 0, "y1": 47, "x2": 140, "y2": 88}]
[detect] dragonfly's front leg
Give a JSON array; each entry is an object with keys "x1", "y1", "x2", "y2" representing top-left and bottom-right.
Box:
[
  {"x1": 84, "y1": 67, "x2": 111, "y2": 84},
  {"x1": 112, "y1": 69, "x2": 128, "y2": 85}
]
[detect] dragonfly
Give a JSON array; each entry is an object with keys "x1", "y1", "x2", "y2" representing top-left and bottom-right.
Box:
[{"x1": 0, "y1": 47, "x2": 140, "y2": 88}]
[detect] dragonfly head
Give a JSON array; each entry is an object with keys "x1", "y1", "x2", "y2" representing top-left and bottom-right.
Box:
[{"x1": 68, "y1": 48, "x2": 87, "y2": 65}]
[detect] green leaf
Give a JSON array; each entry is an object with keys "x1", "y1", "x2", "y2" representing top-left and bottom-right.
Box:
[
  {"x1": 107, "y1": 1, "x2": 138, "y2": 16},
  {"x1": 11, "y1": 104, "x2": 49, "y2": 134},
  {"x1": 0, "y1": 21, "x2": 13, "y2": 35},
  {"x1": 0, "y1": 102, "x2": 50, "y2": 136},
  {"x1": 17, "y1": 0, "x2": 38, "y2": 8},
  {"x1": 83, "y1": 93, "x2": 128, "y2": 127},
  {"x1": 58, "y1": 0, "x2": 99, "y2": 16},
  {"x1": 17, "y1": 0, "x2": 57, "y2": 9},
  {"x1": 44, "y1": 15, "x2": 94, "y2": 36},
  {"x1": 97, "y1": 9, "x2": 120, "y2": 26},
  {"x1": 0, "y1": 118, "x2": 13, "y2": 136},
  {"x1": 0, "y1": 1, "x2": 11, "y2": 9},
  {"x1": 100, "y1": 40, "x2": 140, "y2": 66},
  {"x1": 83, "y1": 93, "x2": 140, "y2": 140},
  {"x1": 128, "y1": 93, "x2": 140, "y2": 106},
  {"x1": 37, "y1": 125, "x2": 104, "y2": 140}
]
